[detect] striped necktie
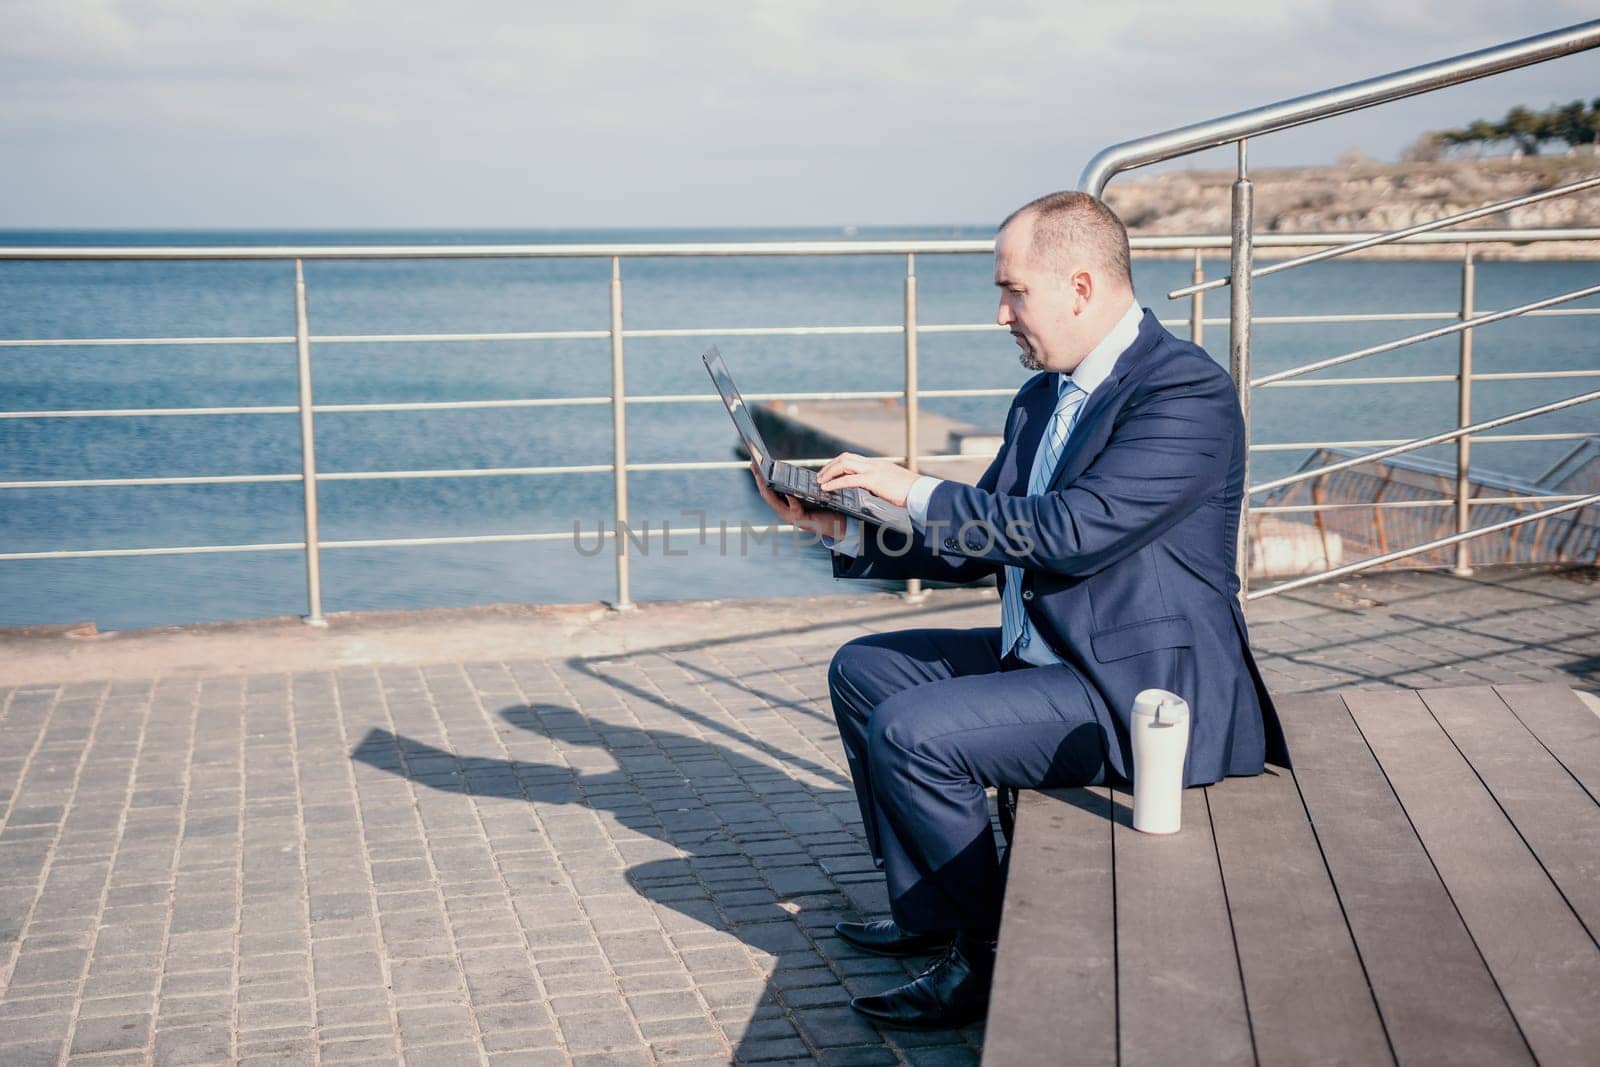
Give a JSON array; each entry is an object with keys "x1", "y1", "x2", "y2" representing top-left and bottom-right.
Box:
[{"x1": 1001, "y1": 377, "x2": 1086, "y2": 659}]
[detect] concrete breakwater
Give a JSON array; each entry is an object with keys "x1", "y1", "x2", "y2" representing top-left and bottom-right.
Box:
[{"x1": 747, "y1": 398, "x2": 995, "y2": 485}]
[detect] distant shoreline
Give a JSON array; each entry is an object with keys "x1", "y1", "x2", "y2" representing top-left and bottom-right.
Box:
[{"x1": 1109, "y1": 155, "x2": 1600, "y2": 261}]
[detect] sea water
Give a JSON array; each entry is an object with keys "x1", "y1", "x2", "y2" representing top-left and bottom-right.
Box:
[{"x1": 1, "y1": 228, "x2": 1595, "y2": 629}]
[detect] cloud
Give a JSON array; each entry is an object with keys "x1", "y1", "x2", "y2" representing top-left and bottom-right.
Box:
[{"x1": 0, "y1": 0, "x2": 1594, "y2": 225}]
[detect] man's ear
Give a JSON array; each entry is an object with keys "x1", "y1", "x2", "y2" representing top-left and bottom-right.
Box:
[{"x1": 1071, "y1": 269, "x2": 1094, "y2": 314}]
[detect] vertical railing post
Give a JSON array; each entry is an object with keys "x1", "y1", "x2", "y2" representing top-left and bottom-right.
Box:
[
  {"x1": 609, "y1": 256, "x2": 633, "y2": 610},
  {"x1": 1454, "y1": 247, "x2": 1476, "y2": 576},
  {"x1": 1230, "y1": 140, "x2": 1255, "y2": 600},
  {"x1": 903, "y1": 253, "x2": 924, "y2": 602},
  {"x1": 293, "y1": 259, "x2": 326, "y2": 627},
  {"x1": 1189, "y1": 248, "x2": 1205, "y2": 347}
]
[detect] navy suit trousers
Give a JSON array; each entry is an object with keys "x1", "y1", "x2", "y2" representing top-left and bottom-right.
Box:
[{"x1": 828, "y1": 627, "x2": 1113, "y2": 936}]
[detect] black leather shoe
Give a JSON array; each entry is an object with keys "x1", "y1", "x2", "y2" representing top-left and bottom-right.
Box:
[
  {"x1": 834, "y1": 919, "x2": 954, "y2": 958},
  {"x1": 849, "y1": 936, "x2": 995, "y2": 1030}
]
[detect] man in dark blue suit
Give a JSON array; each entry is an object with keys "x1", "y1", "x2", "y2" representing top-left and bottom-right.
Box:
[{"x1": 753, "y1": 191, "x2": 1286, "y2": 1030}]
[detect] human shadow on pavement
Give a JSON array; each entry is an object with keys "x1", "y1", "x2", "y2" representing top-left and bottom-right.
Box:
[{"x1": 351, "y1": 702, "x2": 988, "y2": 1063}]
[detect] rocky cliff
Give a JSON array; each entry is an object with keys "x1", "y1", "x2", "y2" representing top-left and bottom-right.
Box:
[{"x1": 1103, "y1": 155, "x2": 1600, "y2": 259}]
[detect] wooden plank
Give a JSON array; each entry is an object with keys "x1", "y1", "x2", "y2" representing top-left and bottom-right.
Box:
[
  {"x1": 1493, "y1": 683, "x2": 1600, "y2": 804},
  {"x1": 1113, "y1": 784, "x2": 1252, "y2": 1067},
  {"x1": 985, "y1": 787, "x2": 1115, "y2": 1067},
  {"x1": 1346, "y1": 687, "x2": 1600, "y2": 1065},
  {"x1": 1279, "y1": 691, "x2": 1530, "y2": 1066},
  {"x1": 1420, "y1": 686, "x2": 1600, "y2": 945},
  {"x1": 1205, "y1": 769, "x2": 1391, "y2": 1065}
]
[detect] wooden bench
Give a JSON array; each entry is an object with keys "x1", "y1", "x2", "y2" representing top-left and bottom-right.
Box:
[{"x1": 985, "y1": 684, "x2": 1600, "y2": 1065}]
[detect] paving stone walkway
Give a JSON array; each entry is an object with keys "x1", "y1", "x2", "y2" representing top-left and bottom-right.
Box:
[{"x1": 1, "y1": 565, "x2": 1596, "y2": 1066}]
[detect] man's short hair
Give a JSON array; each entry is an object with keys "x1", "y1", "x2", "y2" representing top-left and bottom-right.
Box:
[{"x1": 1000, "y1": 191, "x2": 1132, "y2": 289}]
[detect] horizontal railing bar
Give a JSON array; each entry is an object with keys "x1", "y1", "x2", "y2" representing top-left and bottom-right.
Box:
[
  {"x1": 1253, "y1": 438, "x2": 1410, "y2": 451},
  {"x1": 315, "y1": 330, "x2": 607, "y2": 344},
  {"x1": 627, "y1": 390, "x2": 901, "y2": 405},
  {"x1": 39, "y1": 450, "x2": 1598, "y2": 493},
  {"x1": 1463, "y1": 431, "x2": 1598, "y2": 444},
  {"x1": 1249, "y1": 312, "x2": 1455, "y2": 325},
  {"x1": 321, "y1": 531, "x2": 596, "y2": 549},
  {"x1": 8, "y1": 375, "x2": 1592, "y2": 426},
  {"x1": 625, "y1": 325, "x2": 902, "y2": 339},
  {"x1": 7, "y1": 308, "x2": 1597, "y2": 355},
  {"x1": 1260, "y1": 374, "x2": 1456, "y2": 388},
  {"x1": 624, "y1": 390, "x2": 902, "y2": 406},
  {"x1": 0, "y1": 451, "x2": 1019, "y2": 494},
  {"x1": 0, "y1": 405, "x2": 297, "y2": 419},
  {"x1": 13, "y1": 484, "x2": 1594, "y2": 562},
  {"x1": 623, "y1": 454, "x2": 982, "y2": 473},
  {"x1": 629, "y1": 459, "x2": 825, "y2": 473},
  {"x1": 1143, "y1": 228, "x2": 1600, "y2": 248},
  {"x1": 0, "y1": 523, "x2": 811, "y2": 561},
  {"x1": 9, "y1": 490, "x2": 1591, "y2": 555},
  {"x1": 313, "y1": 397, "x2": 613, "y2": 413},
  {"x1": 575, "y1": 522, "x2": 804, "y2": 539},
  {"x1": 0, "y1": 336, "x2": 293, "y2": 349},
  {"x1": 1474, "y1": 368, "x2": 1600, "y2": 381},
  {"x1": 0, "y1": 473, "x2": 301, "y2": 490},
  {"x1": 1515, "y1": 307, "x2": 1600, "y2": 318},
  {"x1": 319, "y1": 463, "x2": 612, "y2": 480},
  {"x1": 1246, "y1": 490, "x2": 1600, "y2": 600},
  {"x1": 323, "y1": 522, "x2": 807, "y2": 550},
  {"x1": 1251, "y1": 431, "x2": 1596, "y2": 452},
  {"x1": 1250, "y1": 387, "x2": 1600, "y2": 495},
  {"x1": 0, "y1": 541, "x2": 305, "y2": 561},
  {"x1": 1176, "y1": 308, "x2": 1600, "y2": 326},
  {"x1": 0, "y1": 241, "x2": 996, "y2": 261},
  {"x1": 1162, "y1": 228, "x2": 1600, "y2": 248},
  {"x1": 6, "y1": 434, "x2": 1585, "y2": 486},
  {"x1": 1170, "y1": 174, "x2": 1600, "y2": 298},
  {"x1": 3, "y1": 229, "x2": 1599, "y2": 263},
  {"x1": 0, "y1": 463, "x2": 655, "y2": 489},
  {"x1": 323, "y1": 388, "x2": 1019, "y2": 415},
  {"x1": 628, "y1": 388, "x2": 1018, "y2": 405},
  {"x1": 1254, "y1": 493, "x2": 1595, "y2": 514},
  {"x1": 1252, "y1": 282, "x2": 1600, "y2": 387},
  {"x1": 917, "y1": 388, "x2": 1018, "y2": 398},
  {"x1": 1256, "y1": 368, "x2": 1600, "y2": 393}
]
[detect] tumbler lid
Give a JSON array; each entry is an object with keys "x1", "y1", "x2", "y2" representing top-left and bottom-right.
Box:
[{"x1": 1132, "y1": 687, "x2": 1190, "y2": 723}]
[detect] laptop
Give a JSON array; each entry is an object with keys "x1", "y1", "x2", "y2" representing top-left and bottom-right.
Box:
[{"x1": 703, "y1": 347, "x2": 914, "y2": 534}]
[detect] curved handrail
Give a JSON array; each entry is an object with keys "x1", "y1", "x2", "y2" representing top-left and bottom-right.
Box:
[{"x1": 1078, "y1": 20, "x2": 1600, "y2": 196}]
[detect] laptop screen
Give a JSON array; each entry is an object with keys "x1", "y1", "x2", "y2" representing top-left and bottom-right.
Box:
[{"x1": 702, "y1": 347, "x2": 772, "y2": 467}]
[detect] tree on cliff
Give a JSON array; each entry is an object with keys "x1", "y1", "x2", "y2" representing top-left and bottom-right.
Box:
[{"x1": 1429, "y1": 99, "x2": 1600, "y2": 156}]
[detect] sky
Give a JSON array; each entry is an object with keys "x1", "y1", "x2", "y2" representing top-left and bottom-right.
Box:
[{"x1": 2, "y1": 1, "x2": 1596, "y2": 229}]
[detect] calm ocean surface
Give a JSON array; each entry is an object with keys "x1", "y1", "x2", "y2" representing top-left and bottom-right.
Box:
[{"x1": 2, "y1": 227, "x2": 1596, "y2": 630}]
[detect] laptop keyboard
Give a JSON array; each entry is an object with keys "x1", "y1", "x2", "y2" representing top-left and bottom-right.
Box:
[{"x1": 773, "y1": 463, "x2": 867, "y2": 512}]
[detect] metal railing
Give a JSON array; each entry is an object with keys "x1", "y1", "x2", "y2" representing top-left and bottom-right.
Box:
[
  {"x1": 0, "y1": 238, "x2": 997, "y2": 623},
  {"x1": 1081, "y1": 18, "x2": 1600, "y2": 600},
  {"x1": 5, "y1": 20, "x2": 1600, "y2": 623},
  {"x1": 3, "y1": 228, "x2": 1598, "y2": 622}
]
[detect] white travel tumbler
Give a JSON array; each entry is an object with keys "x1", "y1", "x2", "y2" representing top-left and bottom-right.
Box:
[{"x1": 1130, "y1": 688, "x2": 1190, "y2": 835}]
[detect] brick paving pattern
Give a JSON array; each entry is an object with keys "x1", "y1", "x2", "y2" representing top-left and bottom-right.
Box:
[{"x1": 1, "y1": 565, "x2": 1596, "y2": 1065}]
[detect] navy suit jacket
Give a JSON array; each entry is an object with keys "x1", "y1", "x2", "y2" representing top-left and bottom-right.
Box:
[{"x1": 832, "y1": 310, "x2": 1288, "y2": 786}]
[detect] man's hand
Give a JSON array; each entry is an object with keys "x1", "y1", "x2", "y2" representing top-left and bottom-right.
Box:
[
  {"x1": 748, "y1": 462, "x2": 848, "y2": 541},
  {"x1": 817, "y1": 452, "x2": 919, "y2": 507}
]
